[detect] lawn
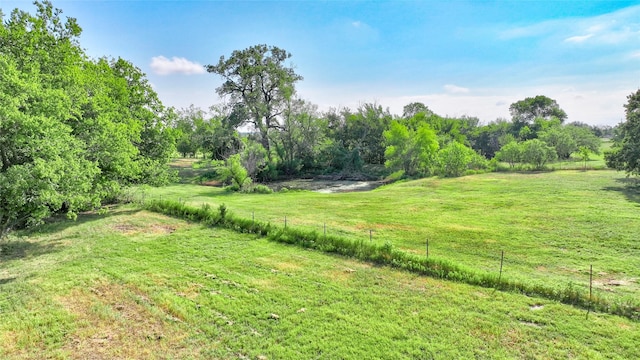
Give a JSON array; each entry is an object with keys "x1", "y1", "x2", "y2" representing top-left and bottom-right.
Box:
[
  {"x1": 1, "y1": 208, "x2": 639, "y2": 359},
  {"x1": 142, "y1": 169, "x2": 640, "y2": 303}
]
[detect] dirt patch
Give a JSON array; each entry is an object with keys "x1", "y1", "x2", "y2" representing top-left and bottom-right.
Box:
[
  {"x1": 201, "y1": 180, "x2": 222, "y2": 187},
  {"x1": 112, "y1": 222, "x2": 178, "y2": 236},
  {"x1": 594, "y1": 278, "x2": 637, "y2": 291},
  {"x1": 0, "y1": 331, "x2": 24, "y2": 357},
  {"x1": 272, "y1": 261, "x2": 301, "y2": 272},
  {"x1": 58, "y1": 283, "x2": 199, "y2": 359}
]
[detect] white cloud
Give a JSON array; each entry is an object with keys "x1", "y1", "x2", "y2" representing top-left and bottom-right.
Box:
[
  {"x1": 150, "y1": 56, "x2": 206, "y2": 75},
  {"x1": 341, "y1": 19, "x2": 378, "y2": 44},
  {"x1": 299, "y1": 82, "x2": 629, "y2": 126},
  {"x1": 444, "y1": 84, "x2": 470, "y2": 94},
  {"x1": 564, "y1": 34, "x2": 594, "y2": 43},
  {"x1": 630, "y1": 50, "x2": 640, "y2": 59},
  {"x1": 499, "y1": 4, "x2": 640, "y2": 46}
]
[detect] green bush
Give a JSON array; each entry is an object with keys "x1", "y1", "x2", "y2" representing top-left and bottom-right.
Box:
[{"x1": 244, "y1": 184, "x2": 273, "y2": 194}]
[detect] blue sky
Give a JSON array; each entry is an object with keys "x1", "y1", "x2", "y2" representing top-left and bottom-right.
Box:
[{"x1": 2, "y1": 0, "x2": 639, "y2": 125}]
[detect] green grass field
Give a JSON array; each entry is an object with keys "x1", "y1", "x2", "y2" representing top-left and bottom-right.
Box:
[
  {"x1": 142, "y1": 169, "x2": 640, "y2": 304},
  {"x1": 1, "y1": 208, "x2": 639, "y2": 359}
]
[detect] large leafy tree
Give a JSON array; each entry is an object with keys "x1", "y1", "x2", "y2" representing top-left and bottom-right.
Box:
[
  {"x1": 605, "y1": 89, "x2": 640, "y2": 176},
  {"x1": 469, "y1": 118, "x2": 513, "y2": 158},
  {"x1": 345, "y1": 103, "x2": 392, "y2": 164},
  {"x1": 273, "y1": 98, "x2": 326, "y2": 175},
  {"x1": 0, "y1": 55, "x2": 99, "y2": 239},
  {"x1": 538, "y1": 127, "x2": 576, "y2": 159},
  {"x1": 1, "y1": 1, "x2": 176, "y2": 239},
  {"x1": 384, "y1": 121, "x2": 439, "y2": 177},
  {"x1": 509, "y1": 95, "x2": 567, "y2": 125},
  {"x1": 206, "y1": 44, "x2": 303, "y2": 155}
]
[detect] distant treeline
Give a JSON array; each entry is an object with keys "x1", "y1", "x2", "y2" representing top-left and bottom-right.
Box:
[{"x1": 1, "y1": 2, "x2": 638, "y2": 238}]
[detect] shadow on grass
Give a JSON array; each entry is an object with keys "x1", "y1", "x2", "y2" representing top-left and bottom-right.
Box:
[
  {"x1": 0, "y1": 277, "x2": 16, "y2": 285},
  {"x1": 0, "y1": 208, "x2": 141, "y2": 262},
  {"x1": 0, "y1": 239, "x2": 63, "y2": 262},
  {"x1": 31, "y1": 208, "x2": 142, "y2": 236},
  {"x1": 603, "y1": 177, "x2": 640, "y2": 205}
]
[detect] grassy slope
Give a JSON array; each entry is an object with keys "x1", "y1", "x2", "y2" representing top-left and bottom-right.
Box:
[
  {"x1": 1, "y1": 209, "x2": 639, "y2": 359},
  {"x1": 143, "y1": 170, "x2": 640, "y2": 301}
]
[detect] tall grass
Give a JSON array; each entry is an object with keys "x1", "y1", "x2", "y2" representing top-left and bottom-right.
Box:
[{"x1": 140, "y1": 198, "x2": 640, "y2": 321}]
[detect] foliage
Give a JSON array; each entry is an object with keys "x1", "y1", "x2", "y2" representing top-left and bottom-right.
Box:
[
  {"x1": 402, "y1": 101, "x2": 433, "y2": 118},
  {"x1": 383, "y1": 121, "x2": 439, "y2": 177},
  {"x1": 605, "y1": 89, "x2": 640, "y2": 176},
  {"x1": 206, "y1": 44, "x2": 302, "y2": 155},
  {"x1": 344, "y1": 103, "x2": 393, "y2": 165},
  {"x1": 495, "y1": 141, "x2": 522, "y2": 168},
  {"x1": 217, "y1": 154, "x2": 252, "y2": 190},
  {"x1": 509, "y1": 95, "x2": 567, "y2": 124},
  {"x1": 469, "y1": 118, "x2": 512, "y2": 158},
  {"x1": 0, "y1": 2, "x2": 176, "y2": 239},
  {"x1": 520, "y1": 139, "x2": 557, "y2": 169},
  {"x1": 538, "y1": 127, "x2": 577, "y2": 159},
  {"x1": 239, "y1": 139, "x2": 268, "y2": 180},
  {"x1": 273, "y1": 98, "x2": 326, "y2": 175},
  {"x1": 244, "y1": 184, "x2": 274, "y2": 194},
  {"x1": 578, "y1": 146, "x2": 591, "y2": 170},
  {"x1": 436, "y1": 141, "x2": 478, "y2": 177},
  {"x1": 565, "y1": 124, "x2": 601, "y2": 154}
]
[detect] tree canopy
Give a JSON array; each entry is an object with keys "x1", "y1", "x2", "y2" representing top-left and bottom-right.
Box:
[
  {"x1": 206, "y1": 44, "x2": 303, "y2": 155},
  {"x1": 509, "y1": 95, "x2": 567, "y2": 124},
  {"x1": 605, "y1": 89, "x2": 640, "y2": 176},
  {"x1": 0, "y1": 1, "x2": 175, "y2": 239}
]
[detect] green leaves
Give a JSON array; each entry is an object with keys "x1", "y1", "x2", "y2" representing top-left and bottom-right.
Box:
[
  {"x1": 207, "y1": 45, "x2": 303, "y2": 154},
  {"x1": 606, "y1": 89, "x2": 640, "y2": 176},
  {"x1": 384, "y1": 121, "x2": 439, "y2": 177},
  {"x1": 217, "y1": 154, "x2": 252, "y2": 191},
  {"x1": 0, "y1": 2, "x2": 176, "y2": 239},
  {"x1": 509, "y1": 95, "x2": 567, "y2": 124}
]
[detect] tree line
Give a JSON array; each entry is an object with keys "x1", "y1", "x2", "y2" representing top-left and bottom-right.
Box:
[
  {"x1": 1, "y1": 2, "x2": 638, "y2": 238},
  {"x1": 0, "y1": 2, "x2": 177, "y2": 239},
  {"x1": 174, "y1": 44, "x2": 613, "y2": 187}
]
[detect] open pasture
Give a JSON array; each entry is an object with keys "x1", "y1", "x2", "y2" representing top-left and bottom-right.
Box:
[
  {"x1": 1, "y1": 209, "x2": 639, "y2": 359},
  {"x1": 143, "y1": 170, "x2": 640, "y2": 300}
]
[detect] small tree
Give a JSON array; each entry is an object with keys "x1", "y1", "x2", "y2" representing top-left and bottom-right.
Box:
[
  {"x1": 495, "y1": 141, "x2": 522, "y2": 168},
  {"x1": 217, "y1": 154, "x2": 251, "y2": 190},
  {"x1": 240, "y1": 140, "x2": 268, "y2": 181},
  {"x1": 437, "y1": 142, "x2": 477, "y2": 177},
  {"x1": 578, "y1": 146, "x2": 591, "y2": 170},
  {"x1": 521, "y1": 139, "x2": 557, "y2": 170},
  {"x1": 539, "y1": 128, "x2": 577, "y2": 159}
]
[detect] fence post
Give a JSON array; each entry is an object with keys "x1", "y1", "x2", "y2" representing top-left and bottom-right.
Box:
[
  {"x1": 369, "y1": 229, "x2": 373, "y2": 242},
  {"x1": 426, "y1": 239, "x2": 429, "y2": 258},
  {"x1": 323, "y1": 223, "x2": 326, "y2": 238},
  {"x1": 586, "y1": 264, "x2": 593, "y2": 319},
  {"x1": 284, "y1": 216, "x2": 287, "y2": 229},
  {"x1": 497, "y1": 250, "x2": 504, "y2": 288}
]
